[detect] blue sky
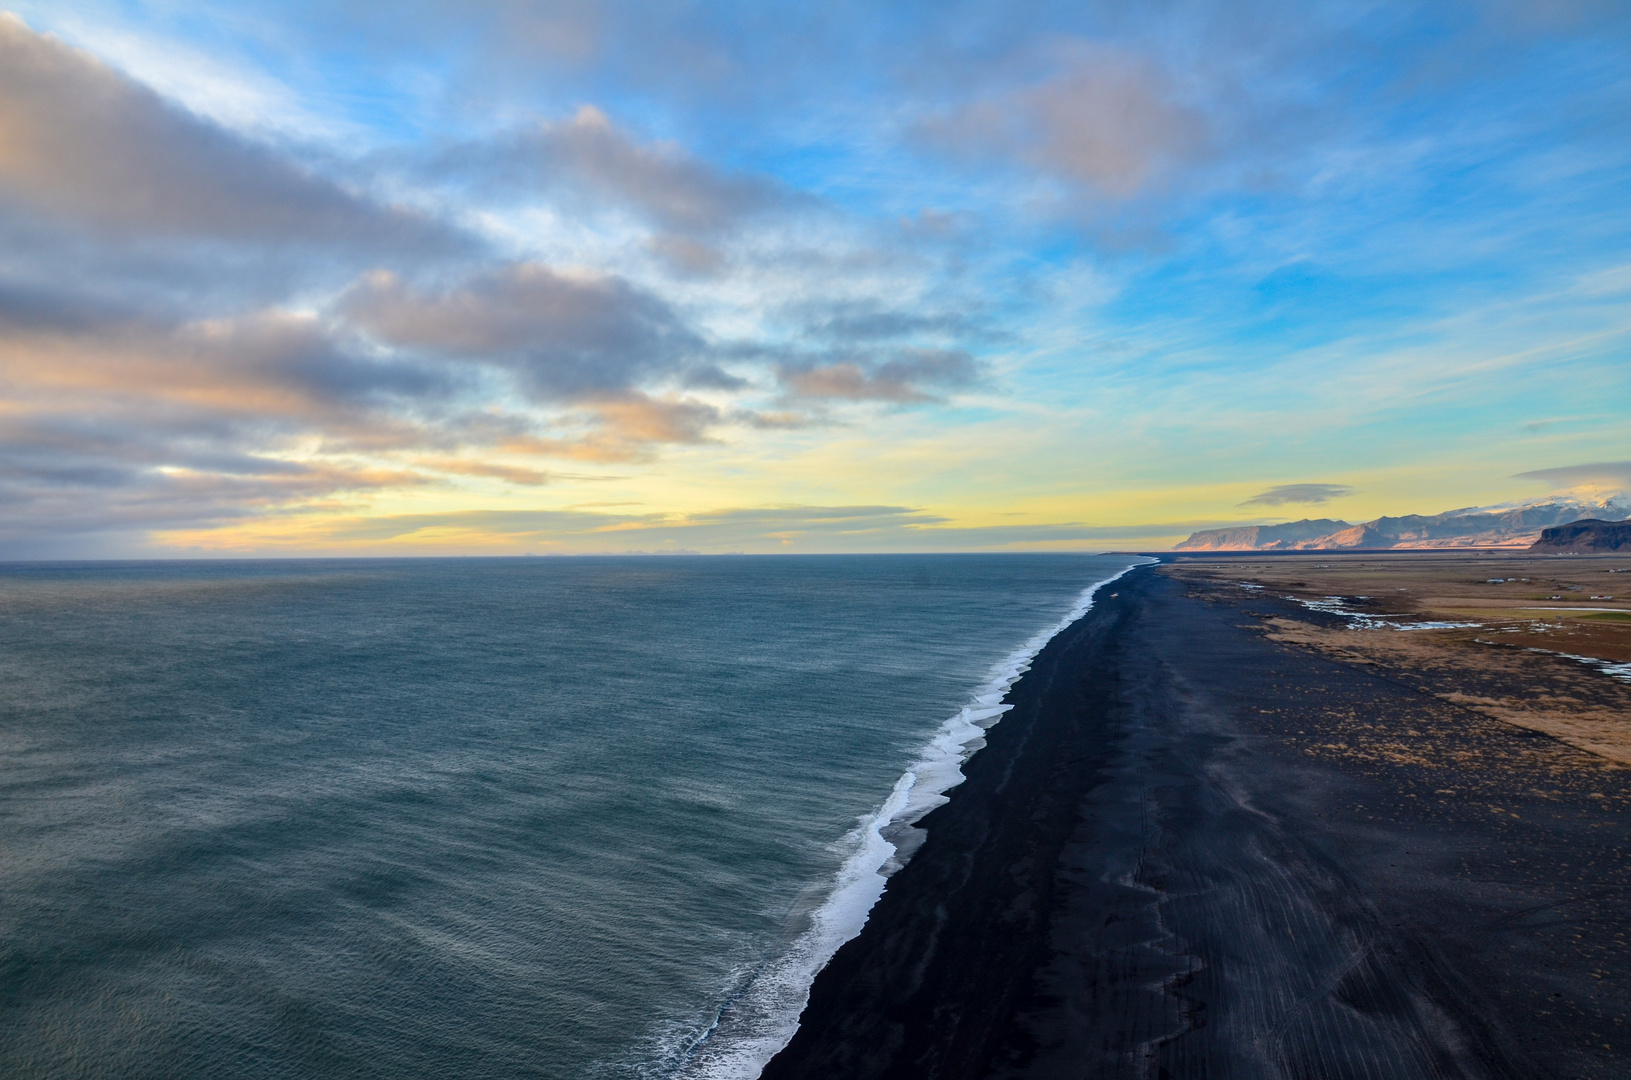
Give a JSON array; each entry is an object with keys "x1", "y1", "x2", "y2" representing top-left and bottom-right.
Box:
[{"x1": 0, "y1": 0, "x2": 1627, "y2": 555}]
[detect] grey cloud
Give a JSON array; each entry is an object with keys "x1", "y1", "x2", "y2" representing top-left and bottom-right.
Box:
[
  {"x1": 0, "y1": 465, "x2": 412, "y2": 544},
  {"x1": 321, "y1": 507, "x2": 634, "y2": 543},
  {"x1": 584, "y1": 394, "x2": 721, "y2": 447},
  {"x1": 1240, "y1": 483, "x2": 1355, "y2": 506},
  {"x1": 0, "y1": 411, "x2": 430, "y2": 556},
  {"x1": 0, "y1": 367, "x2": 703, "y2": 550},
  {"x1": 645, "y1": 234, "x2": 727, "y2": 275},
  {"x1": 798, "y1": 303, "x2": 984, "y2": 343},
  {"x1": 320, "y1": 503, "x2": 947, "y2": 547},
  {"x1": 0, "y1": 414, "x2": 307, "y2": 483},
  {"x1": 0, "y1": 275, "x2": 153, "y2": 334},
  {"x1": 432, "y1": 105, "x2": 788, "y2": 238},
  {"x1": 411, "y1": 459, "x2": 556, "y2": 486},
  {"x1": 915, "y1": 46, "x2": 1206, "y2": 199},
  {"x1": 687, "y1": 505, "x2": 945, "y2": 526},
  {"x1": 2, "y1": 343, "x2": 722, "y2": 514},
  {"x1": 0, "y1": 15, "x2": 460, "y2": 252},
  {"x1": 338, "y1": 264, "x2": 700, "y2": 399},
  {"x1": 779, "y1": 348, "x2": 978, "y2": 402},
  {"x1": 682, "y1": 364, "x2": 750, "y2": 391},
  {"x1": 1, "y1": 270, "x2": 724, "y2": 460},
  {"x1": 733, "y1": 410, "x2": 809, "y2": 430},
  {"x1": 311, "y1": 502, "x2": 1203, "y2": 553},
  {"x1": 0, "y1": 294, "x2": 534, "y2": 548},
  {"x1": 420, "y1": 396, "x2": 727, "y2": 465},
  {"x1": 0, "y1": 292, "x2": 462, "y2": 419},
  {"x1": 184, "y1": 311, "x2": 464, "y2": 409},
  {"x1": 1515, "y1": 461, "x2": 1631, "y2": 489},
  {"x1": 0, "y1": 212, "x2": 311, "y2": 318}
]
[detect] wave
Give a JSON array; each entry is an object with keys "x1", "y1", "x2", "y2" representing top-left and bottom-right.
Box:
[{"x1": 672, "y1": 558, "x2": 1150, "y2": 1079}]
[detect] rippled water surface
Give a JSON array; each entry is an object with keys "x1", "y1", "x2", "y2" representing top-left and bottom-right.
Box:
[{"x1": 0, "y1": 554, "x2": 1134, "y2": 1078}]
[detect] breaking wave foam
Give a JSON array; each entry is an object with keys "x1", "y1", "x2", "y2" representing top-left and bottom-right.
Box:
[{"x1": 673, "y1": 558, "x2": 1150, "y2": 1079}]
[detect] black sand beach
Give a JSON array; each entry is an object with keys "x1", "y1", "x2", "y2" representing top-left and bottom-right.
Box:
[{"x1": 760, "y1": 562, "x2": 1630, "y2": 1079}]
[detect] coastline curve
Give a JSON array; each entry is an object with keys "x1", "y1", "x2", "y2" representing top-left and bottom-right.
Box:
[{"x1": 673, "y1": 557, "x2": 1153, "y2": 1079}]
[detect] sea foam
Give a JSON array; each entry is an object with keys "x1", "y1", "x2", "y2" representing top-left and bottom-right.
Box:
[{"x1": 676, "y1": 558, "x2": 1150, "y2": 1079}]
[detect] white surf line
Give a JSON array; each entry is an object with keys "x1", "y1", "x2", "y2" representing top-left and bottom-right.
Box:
[{"x1": 675, "y1": 557, "x2": 1155, "y2": 1080}]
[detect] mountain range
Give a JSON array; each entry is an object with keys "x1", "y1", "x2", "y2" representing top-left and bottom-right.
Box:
[{"x1": 1175, "y1": 494, "x2": 1631, "y2": 551}]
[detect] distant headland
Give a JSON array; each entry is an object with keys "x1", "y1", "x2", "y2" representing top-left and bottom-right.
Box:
[{"x1": 1530, "y1": 518, "x2": 1631, "y2": 553}]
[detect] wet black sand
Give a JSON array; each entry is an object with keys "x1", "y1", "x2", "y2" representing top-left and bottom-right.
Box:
[{"x1": 759, "y1": 562, "x2": 1630, "y2": 1080}]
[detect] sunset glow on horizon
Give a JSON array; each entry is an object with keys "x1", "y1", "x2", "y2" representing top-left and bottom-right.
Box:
[{"x1": 1, "y1": 2, "x2": 1628, "y2": 557}]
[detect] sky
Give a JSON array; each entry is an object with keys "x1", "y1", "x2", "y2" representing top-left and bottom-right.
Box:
[{"x1": 0, "y1": 0, "x2": 1627, "y2": 556}]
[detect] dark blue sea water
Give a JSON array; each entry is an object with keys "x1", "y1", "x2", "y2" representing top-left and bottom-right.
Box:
[{"x1": 0, "y1": 554, "x2": 1138, "y2": 1079}]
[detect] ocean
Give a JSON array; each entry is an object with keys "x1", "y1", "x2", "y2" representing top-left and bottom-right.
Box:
[{"x1": 0, "y1": 554, "x2": 1138, "y2": 1079}]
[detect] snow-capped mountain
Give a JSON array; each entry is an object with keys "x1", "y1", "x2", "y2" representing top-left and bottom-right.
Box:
[{"x1": 1175, "y1": 492, "x2": 1631, "y2": 551}]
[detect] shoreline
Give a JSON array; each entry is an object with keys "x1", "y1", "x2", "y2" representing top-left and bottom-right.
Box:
[
  {"x1": 758, "y1": 560, "x2": 1631, "y2": 1079},
  {"x1": 682, "y1": 560, "x2": 1145, "y2": 1079}
]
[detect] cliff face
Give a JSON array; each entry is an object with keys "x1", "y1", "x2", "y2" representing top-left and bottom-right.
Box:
[
  {"x1": 1528, "y1": 519, "x2": 1631, "y2": 553},
  {"x1": 1175, "y1": 497, "x2": 1630, "y2": 551}
]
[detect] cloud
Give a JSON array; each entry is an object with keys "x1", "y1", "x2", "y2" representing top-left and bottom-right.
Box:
[
  {"x1": 305, "y1": 502, "x2": 1035, "y2": 553},
  {"x1": 316, "y1": 503, "x2": 945, "y2": 546},
  {"x1": 796, "y1": 302, "x2": 986, "y2": 344},
  {"x1": 0, "y1": 297, "x2": 459, "y2": 419},
  {"x1": 0, "y1": 276, "x2": 141, "y2": 334},
  {"x1": 584, "y1": 393, "x2": 722, "y2": 447},
  {"x1": 294, "y1": 503, "x2": 1216, "y2": 553},
  {"x1": 0, "y1": 410, "x2": 430, "y2": 556},
  {"x1": 734, "y1": 409, "x2": 808, "y2": 430},
  {"x1": 778, "y1": 348, "x2": 977, "y2": 403},
  {"x1": 433, "y1": 105, "x2": 788, "y2": 237},
  {"x1": 0, "y1": 15, "x2": 458, "y2": 251},
  {"x1": 1515, "y1": 461, "x2": 1631, "y2": 489},
  {"x1": 0, "y1": 17, "x2": 1008, "y2": 552},
  {"x1": 0, "y1": 384, "x2": 706, "y2": 550},
  {"x1": 1239, "y1": 483, "x2": 1355, "y2": 506},
  {"x1": 338, "y1": 264, "x2": 700, "y2": 399},
  {"x1": 8, "y1": 0, "x2": 1621, "y2": 558},
  {"x1": 409, "y1": 458, "x2": 555, "y2": 486},
  {"x1": 644, "y1": 233, "x2": 727, "y2": 275},
  {"x1": 915, "y1": 46, "x2": 1206, "y2": 200},
  {"x1": 0, "y1": 285, "x2": 718, "y2": 545},
  {"x1": 0, "y1": 282, "x2": 735, "y2": 530},
  {"x1": 682, "y1": 363, "x2": 749, "y2": 391}
]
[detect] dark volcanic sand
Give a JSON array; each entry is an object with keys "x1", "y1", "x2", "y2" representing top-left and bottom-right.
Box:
[{"x1": 758, "y1": 563, "x2": 1630, "y2": 1080}]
